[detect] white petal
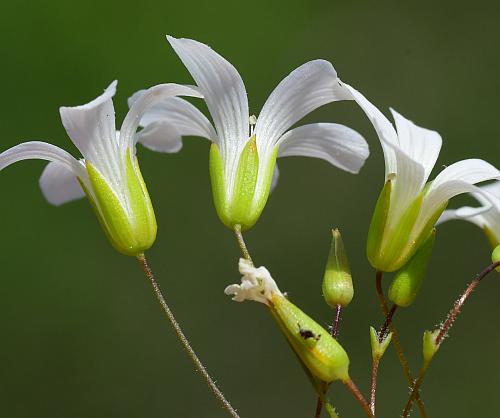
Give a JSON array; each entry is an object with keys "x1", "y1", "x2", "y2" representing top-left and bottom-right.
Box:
[
  {"x1": 277, "y1": 123, "x2": 369, "y2": 174},
  {"x1": 128, "y1": 92, "x2": 216, "y2": 152},
  {"x1": 39, "y1": 161, "x2": 85, "y2": 205},
  {"x1": 271, "y1": 164, "x2": 280, "y2": 193},
  {"x1": 135, "y1": 122, "x2": 184, "y2": 153},
  {"x1": 59, "y1": 81, "x2": 122, "y2": 190},
  {"x1": 60, "y1": 80, "x2": 118, "y2": 162},
  {"x1": 167, "y1": 36, "x2": 249, "y2": 153},
  {"x1": 255, "y1": 60, "x2": 347, "y2": 155},
  {"x1": 437, "y1": 206, "x2": 490, "y2": 226},
  {"x1": 339, "y1": 82, "x2": 399, "y2": 177},
  {"x1": 120, "y1": 83, "x2": 204, "y2": 150},
  {"x1": 418, "y1": 159, "x2": 500, "y2": 232},
  {"x1": 0, "y1": 141, "x2": 85, "y2": 178},
  {"x1": 390, "y1": 108, "x2": 442, "y2": 183}
]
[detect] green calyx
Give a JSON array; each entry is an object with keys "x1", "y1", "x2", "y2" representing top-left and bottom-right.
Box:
[
  {"x1": 83, "y1": 152, "x2": 157, "y2": 256},
  {"x1": 389, "y1": 229, "x2": 436, "y2": 307},
  {"x1": 492, "y1": 245, "x2": 500, "y2": 272},
  {"x1": 367, "y1": 178, "x2": 447, "y2": 272},
  {"x1": 270, "y1": 293, "x2": 350, "y2": 383},
  {"x1": 209, "y1": 136, "x2": 278, "y2": 231},
  {"x1": 422, "y1": 329, "x2": 440, "y2": 364},
  {"x1": 322, "y1": 229, "x2": 354, "y2": 308},
  {"x1": 369, "y1": 326, "x2": 392, "y2": 361}
]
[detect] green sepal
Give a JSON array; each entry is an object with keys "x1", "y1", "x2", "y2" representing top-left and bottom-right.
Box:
[
  {"x1": 422, "y1": 329, "x2": 440, "y2": 364},
  {"x1": 209, "y1": 137, "x2": 278, "y2": 231},
  {"x1": 369, "y1": 326, "x2": 392, "y2": 361},
  {"x1": 231, "y1": 136, "x2": 260, "y2": 227},
  {"x1": 323, "y1": 229, "x2": 354, "y2": 308},
  {"x1": 84, "y1": 152, "x2": 157, "y2": 256},
  {"x1": 367, "y1": 178, "x2": 392, "y2": 269},
  {"x1": 389, "y1": 229, "x2": 436, "y2": 307},
  {"x1": 492, "y1": 245, "x2": 500, "y2": 272},
  {"x1": 270, "y1": 294, "x2": 350, "y2": 383}
]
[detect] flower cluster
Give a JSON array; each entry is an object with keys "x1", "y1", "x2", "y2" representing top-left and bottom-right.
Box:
[{"x1": 1, "y1": 34, "x2": 499, "y2": 417}]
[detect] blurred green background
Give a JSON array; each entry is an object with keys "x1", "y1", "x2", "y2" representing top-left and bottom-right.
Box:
[{"x1": 0, "y1": 0, "x2": 499, "y2": 417}]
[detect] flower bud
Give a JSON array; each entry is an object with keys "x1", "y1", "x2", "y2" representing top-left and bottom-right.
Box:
[
  {"x1": 492, "y1": 245, "x2": 500, "y2": 272},
  {"x1": 422, "y1": 329, "x2": 440, "y2": 364},
  {"x1": 270, "y1": 293, "x2": 350, "y2": 383},
  {"x1": 369, "y1": 326, "x2": 392, "y2": 361},
  {"x1": 209, "y1": 136, "x2": 278, "y2": 231},
  {"x1": 322, "y1": 229, "x2": 354, "y2": 307},
  {"x1": 388, "y1": 229, "x2": 436, "y2": 307},
  {"x1": 83, "y1": 153, "x2": 157, "y2": 256}
]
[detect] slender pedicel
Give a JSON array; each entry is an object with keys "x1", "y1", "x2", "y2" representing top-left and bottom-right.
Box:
[
  {"x1": 344, "y1": 378, "x2": 375, "y2": 418},
  {"x1": 402, "y1": 260, "x2": 500, "y2": 417},
  {"x1": 375, "y1": 271, "x2": 428, "y2": 418},
  {"x1": 137, "y1": 254, "x2": 240, "y2": 418},
  {"x1": 234, "y1": 224, "x2": 253, "y2": 263}
]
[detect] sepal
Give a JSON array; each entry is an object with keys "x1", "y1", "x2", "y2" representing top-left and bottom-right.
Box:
[
  {"x1": 492, "y1": 245, "x2": 500, "y2": 272},
  {"x1": 369, "y1": 326, "x2": 392, "y2": 361},
  {"x1": 422, "y1": 329, "x2": 440, "y2": 364}
]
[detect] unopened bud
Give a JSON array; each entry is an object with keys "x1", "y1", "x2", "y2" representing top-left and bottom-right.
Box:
[
  {"x1": 322, "y1": 229, "x2": 354, "y2": 308},
  {"x1": 388, "y1": 230, "x2": 436, "y2": 307},
  {"x1": 270, "y1": 293, "x2": 350, "y2": 383},
  {"x1": 422, "y1": 329, "x2": 440, "y2": 364},
  {"x1": 369, "y1": 326, "x2": 392, "y2": 361},
  {"x1": 492, "y1": 245, "x2": 500, "y2": 272}
]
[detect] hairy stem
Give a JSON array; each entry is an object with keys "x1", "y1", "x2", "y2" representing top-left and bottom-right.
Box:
[
  {"x1": 315, "y1": 396, "x2": 323, "y2": 418},
  {"x1": 137, "y1": 254, "x2": 240, "y2": 418},
  {"x1": 331, "y1": 304, "x2": 343, "y2": 339},
  {"x1": 375, "y1": 271, "x2": 428, "y2": 418},
  {"x1": 344, "y1": 378, "x2": 375, "y2": 418},
  {"x1": 369, "y1": 358, "x2": 379, "y2": 415},
  {"x1": 234, "y1": 224, "x2": 253, "y2": 264},
  {"x1": 402, "y1": 260, "x2": 500, "y2": 416}
]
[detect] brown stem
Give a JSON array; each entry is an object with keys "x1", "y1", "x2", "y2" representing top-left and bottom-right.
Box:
[
  {"x1": 315, "y1": 396, "x2": 323, "y2": 418},
  {"x1": 369, "y1": 358, "x2": 380, "y2": 415},
  {"x1": 331, "y1": 304, "x2": 342, "y2": 339},
  {"x1": 401, "y1": 364, "x2": 429, "y2": 418},
  {"x1": 234, "y1": 224, "x2": 253, "y2": 264},
  {"x1": 375, "y1": 271, "x2": 428, "y2": 418},
  {"x1": 344, "y1": 378, "x2": 375, "y2": 418},
  {"x1": 137, "y1": 254, "x2": 240, "y2": 418},
  {"x1": 378, "y1": 304, "x2": 397, "y2": 343},
  {"x1": 435, "y1": 260, "x2": 500, "y2": 346},
  {"x1": 403, "y1": 260, "x2": 500, "y2": 416}
]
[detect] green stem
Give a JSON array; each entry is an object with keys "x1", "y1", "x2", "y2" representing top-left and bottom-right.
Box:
[
  {"x1": 137, "y1": 254, "x2": 240, "y2": 418},
  {"x1": 375, "y1": 271, "x2": 428, "y2": 418},
  {"x1": 234, "y1": 224, "x2": 253, "y2": 264}
]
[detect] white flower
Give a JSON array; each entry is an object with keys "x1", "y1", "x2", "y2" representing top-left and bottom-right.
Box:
[
  {"x1": 224, "y1": 258, "x2": 282, "y2": 305},
  {"x1": 0, "y1": 81, "x2": 201, "y2": 255},
  {"x1": 338, "y1": 83, "x2": 500, "y2": 271},
  {"x1": 438, "y1": 181, "x2": 500, "y2": 248},
  {"x1": 131, "y1": 36, "x2": 370, "y2": 230}
]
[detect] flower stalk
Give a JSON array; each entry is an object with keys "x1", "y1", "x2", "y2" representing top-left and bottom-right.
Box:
[{"x1": 137, "y1": 254, "x2": 240, "y2": 418}]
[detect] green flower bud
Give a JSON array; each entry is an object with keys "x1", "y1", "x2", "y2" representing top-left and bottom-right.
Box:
[
  {"x1": 422, "y1": 329, "x2": 440, "y2": 364},
  {"x1": 369, "y1": 326, "x2": 392, "y2": 361},
  {"x1": 322, "y1": 229, "x2": 354, "y2": 307},
  {"x1": 388, "y1": 229, "x2": 436, "y2": 307},
  {"x1": 270, "y1": 293, "x2": 350, "y2": 383},
  {"x1": 367, "y1": 179, "x2": 447, "y2": 272},
  {"x1": 82, "y1": 153, "x2": 157, "y2": 256},
  {"x1": 492, "y1": 245, "x2": 500, "y2": 272},
  {"x1": 209, "y1": 136, "x2": 278, "y2": 231}
]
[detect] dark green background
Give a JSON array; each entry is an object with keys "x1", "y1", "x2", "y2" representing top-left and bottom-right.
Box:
[{"x1": 0, "y1": 1, "x2": 499, "y2": 417}]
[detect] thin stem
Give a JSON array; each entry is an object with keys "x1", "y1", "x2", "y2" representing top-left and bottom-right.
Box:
[
  {"x1": 234, "y1": 224, "x2": 253, "y2": 264},
  {"x1": 137, "y1": 254, "x2": 240, "y2": 418},
  {"x1": 402, "y1": 260, "x2": 500, "y2": 416},
  {"x1": 369, "y1": 358, "x2": 379, "y2": 415},
  {"x1": 331, "y1": 304, "x2": 342, "y2": 339},
  {"x1": 401, "y1": 363, "x2": 430, "y2": 418},
  {"x1": 324, "y1": 401, "x2": 340, "y2": 418},
  {"x1": 375, "y1": 271, "x2": 428, "y2": 418},
  {"x1": 435, "y1": 260, "x2": 500, "y2": 346},
  {"x1": 378, "y1": 304, "x2": 397, "y2": 342},
  {"x1": 344, "y1": 378, "x2": 375, "y2": 418},
  {"x1": 314, "y1": 397, "x2": 323, "y2": 418}
]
